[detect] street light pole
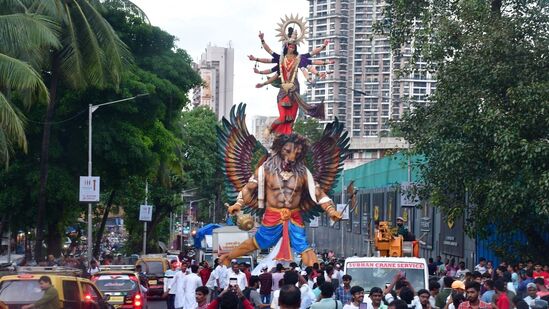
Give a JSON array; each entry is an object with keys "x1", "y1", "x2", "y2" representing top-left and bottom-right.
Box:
[
  {"x1": 188, "y1": 198, "x2": 207, "y2": 244},
  {"x1": 87, "y1": 94, "x2": 148, "y2": 262}
]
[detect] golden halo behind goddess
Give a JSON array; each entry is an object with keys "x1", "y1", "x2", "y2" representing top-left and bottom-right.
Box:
[{"x1": 275, "y1": 14, "x2": 307, "y2": 46}]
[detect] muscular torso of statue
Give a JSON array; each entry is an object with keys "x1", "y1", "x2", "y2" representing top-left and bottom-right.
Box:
[{"x1": 265, "y1": 172, "x2": 306, "y2": 209}]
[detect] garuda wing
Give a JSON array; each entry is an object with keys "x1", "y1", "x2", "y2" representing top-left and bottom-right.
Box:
[
  {"x1": 217, "y1": 103, "x2": 268, "y2": 216},
  {"x1": 300, "y1": 118, "x2": 350, "y2": 223}
]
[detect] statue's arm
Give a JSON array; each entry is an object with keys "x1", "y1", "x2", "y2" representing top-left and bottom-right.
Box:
[
  {"x1": 315, "y1": 183, "x2": 342, "y2": 221},
  {"x1": 310, "y1": 39, "x2": 329, "y2": 56},
  {"x1": 256, "y1": 73, "x2": 279, "y2": 88},
  {"x1": 227, "y1": 170, "x2": 259, "y2": 214}
]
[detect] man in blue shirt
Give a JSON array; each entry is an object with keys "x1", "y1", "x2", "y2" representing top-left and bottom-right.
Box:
[{"x1": 335, "y1": 275, "x2": 353, "y2": 305}]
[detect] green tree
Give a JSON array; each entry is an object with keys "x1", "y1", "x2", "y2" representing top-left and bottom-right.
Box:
[
  {"x1": 294, "y1": 116, "x2": 323, "y2": 142},
  {"x1": 384, "y1": 0, "x2": 549, "y2": 260},
  {"x1": 0, "y1": 8, "x2": 59, "y2": 166},
  {"x1": 26, "y1": 0, "x2": 133, "y2": 261}
]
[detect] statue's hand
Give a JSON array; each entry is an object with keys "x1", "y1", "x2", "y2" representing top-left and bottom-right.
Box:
[
  {"x1": 227, "y1": 203, "x2": 241, "y2": 215},
  {"x1": 328, "y1": 210, "x2": 342, "y2": 222}
]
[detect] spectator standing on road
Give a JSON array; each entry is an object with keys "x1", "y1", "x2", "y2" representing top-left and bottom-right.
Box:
[
  {"x1": 482, "y1": 280, "x2": 496, "y2": 303},
  {"x1": 196, "y1": 286, "x2": 210, "y2": 309},
  {"x1": 299, "y1": 273, "x2": 316, "y2": 309},
  {"x1": 272, "y1": 264, "x2": 285, "y2": 292},
  {"x1": 494, "y1": 280, "x2": 511, "y2": 309},
  {"x1": 259, "y1": 266, "x2": 273, "y2": 304},
  {"x1": 207, "y1": 285, "x2": 254, "y2": 309},
  {"x1": 418, "y1": 289, "x2": 433, "y2": 309},
  {"x1": 368, "y1": 287, "x2": 388, "y2": 309},
  {"x1": 343, "y1": 286, "x2": 366, "y2": 309},
  {"x1": 272, "y1": 271, "x2": 300, "y2": 309},
  {"x1": 88, "y1": 259, "x2": 100, "y2": 275},
  {"x1": 207, "y1": 259, "x2": 229, "y2": 299},
  {"x1": 336, "y1": 275, "x2": 353, "y2": 304},
  {"x1": 229, "y1": 261, "x2": 248, "y2": 291},
  {"x1": 458, "y1": 281, "x2": 490, "y2": 309},
  {"x1": 437, "y1": 277, "x2": 455, "y2": 308},
  {"x1": 428, "y1": 258, "x2": 438, "y2": 276},
  {"x1": 164, "y1": 260, "x2": 180, "y2": 309},
  {"x1": 314, "y1": 275, "x2": 327, "y2": 300},
  {"x1": 279, "y1": 285, "x2": 302, "y2": 309},
  {"x1": 180, "y1": 264, "x2": 203, "y2": 309},
  {"x1": 244, "y1": 276, "x2": 269, "y2": 309},
  {"x1": 429, "y1": 280, "x2": 441, "y2": 308},
  {"x1": 21, "y1": 276, "x2": 60, "y2": 309},
  {"x1": 456, "y1": 262, "x2": 471, "y2": 280},
  {"x1": 241, "y1": 263, "x2": 252, "y2": 283},
  {"x1": 518, "y1": 271, "x2": 536, "y2": 298},
  {"x1": 523, "y1": 283, "x2": 539, "y2": 307},
  {"x1": 476, "y1": 259, "x2": 488, "y2": 275},
  {"x1": 200, "y1": 261, "x2": 213, "y2": 286},
  {"x1": 311, "y1": 283, "x2": 343, "y2": 309},
  {"x1": 534, "y1": 279, "x2": 549, "y2": 298}
]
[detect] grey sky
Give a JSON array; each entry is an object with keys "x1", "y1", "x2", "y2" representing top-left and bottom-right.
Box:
[{"x1": 131, "y1": 0, "x2": 310, "y2": 118}]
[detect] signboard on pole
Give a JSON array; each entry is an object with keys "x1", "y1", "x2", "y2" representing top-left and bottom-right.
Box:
[
  {"x1": 337, "y1": 203, "x2": 349, "y2": 220},
  {"x1": 309, "y1": 216, "x2": 319, "y2": 228},
  {"x1": 139, "y1": 205, "x2": 153, "y2": 222},
  {"x1": 79, "y1": 176, "x2": 100, "y2": 202}
]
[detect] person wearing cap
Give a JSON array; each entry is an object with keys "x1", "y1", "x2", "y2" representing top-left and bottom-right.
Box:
[
  {"x1": 343, "y1": 286, "x2": 365, "y2": 309},
  {"x1": 396, "y1": 217, "x2": 409, "y2": 238},
  {"x1": 259, "y1": 266, "x2": 273, "y2": 304},
  {"x1": 524, "y1": 282, "x2": 539, "y2": 308}
]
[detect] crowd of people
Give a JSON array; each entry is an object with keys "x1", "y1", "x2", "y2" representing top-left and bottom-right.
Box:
[{"x1": 160, "y1": 256, "x2": 549, "y2": 309}]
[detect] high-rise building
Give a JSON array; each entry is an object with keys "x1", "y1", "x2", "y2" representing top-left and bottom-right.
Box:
[
  {"x1": 193, "y1": 43, "x2": 235, "y2": 121},
  {"x1": 250, "y1": 115, "x2": 278, "y2": 147},
  {"x1": 306, "y1": 0, "x2": 435, "y2": 168}
]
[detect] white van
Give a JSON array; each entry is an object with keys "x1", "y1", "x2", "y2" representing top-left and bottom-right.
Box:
[{"x1": 344, "y1": 257, "x2": 429, "y2": 293}]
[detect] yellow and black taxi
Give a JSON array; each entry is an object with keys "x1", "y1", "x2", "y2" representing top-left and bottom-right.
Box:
[
  {"x1": 134, "y1": 256, "x2": 168, "y2": 299},
  {"x1": 91, "y1": 266, "x2": 146, "y2": 309},
  {"x1": 0, "y1": 266, "x2": 111, "y2": 309}
]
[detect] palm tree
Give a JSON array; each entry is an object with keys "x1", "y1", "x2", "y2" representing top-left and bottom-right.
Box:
[
  {"x1": 0, "y1": 6, "x2": 61, "y2": 167},
  {"x1": 25, "y1": 0, "x2": 136, "y2": 261}
]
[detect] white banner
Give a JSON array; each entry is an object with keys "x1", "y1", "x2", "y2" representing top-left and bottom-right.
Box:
[
  {"x1": 79, "y1": 176, "x2": 100, "y2": 202},
  {"x1": 139, "y1": 205, "x2": 153, "y2": 221}
]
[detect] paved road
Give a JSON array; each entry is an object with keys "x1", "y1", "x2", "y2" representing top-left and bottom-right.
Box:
[{"x1": 148, "y1": 300, "x2": 166, "y2": 309}]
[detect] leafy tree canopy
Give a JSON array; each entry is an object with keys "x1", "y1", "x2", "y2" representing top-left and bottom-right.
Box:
[{"x1": 383, "y1": 0, "x2": 549, "y2": 261}]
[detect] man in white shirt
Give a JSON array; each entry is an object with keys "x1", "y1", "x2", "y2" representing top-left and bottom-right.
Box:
[
  {"x1": 228, "y1": 261, "x2": 248, "y2": 291},
  {"x1": 299, "y1": 273, "x2": 316, "y2": 309},
  {"x1": 172, "y1": 266, "x2": 187, "y2": 309},
  {"x1": 207, "y1": 259, "x2": 229, "y2": 299},
  {"x1": 455, "y1": 262, "x2": 470, "y2": 279},
  {"x1": 474, "y1": 258, "x2": 487, "y2": 275},
  {"x1": 180, "y1": 265, "x2": 203, "y2": 309},
  {"x1": 163, "y1": 260, "x2": 180, "y2": 309},
  {"x1": 343, "y1": 286, "x2": 366, "y2": 309},
  {"x1": 88, "y1": 260, "x2": 100, "y2": 275}
]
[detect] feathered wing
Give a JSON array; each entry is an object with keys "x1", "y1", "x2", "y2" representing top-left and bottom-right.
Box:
[
  {"x1": 301, "y1": 118, "x2": 350, "y2": 223},
  {"x1": 217, "y1": 103, "x2": 268, "y2": 217}
]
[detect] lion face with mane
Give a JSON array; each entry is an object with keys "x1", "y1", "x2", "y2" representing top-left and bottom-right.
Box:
[{"x1": 264, "y1": 133, "x2": 309, "y2": 175}]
